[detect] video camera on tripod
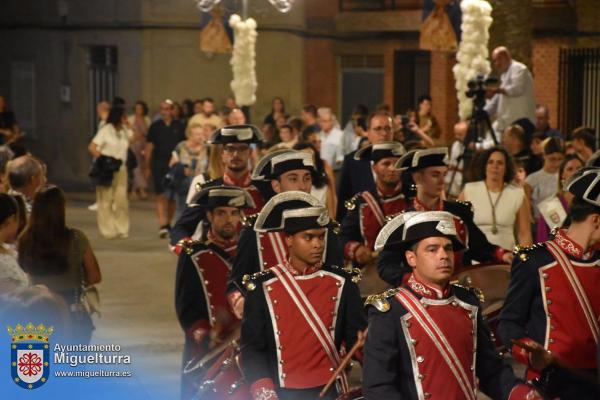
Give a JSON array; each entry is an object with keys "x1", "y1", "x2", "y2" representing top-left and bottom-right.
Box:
[{"x1": 466, "y1": 74, "x2": 499, "y2": 114}]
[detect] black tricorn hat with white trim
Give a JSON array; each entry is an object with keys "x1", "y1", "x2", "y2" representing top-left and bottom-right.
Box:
[
  {"x1": 354, "y1": 141, "x2": 406, "y2": 163},
  {"x1": 254, "y1": 191, "x2": 328, "y2": 233},
  {"x1": 374, "y1": 211, "x2": 465, "y2": 252},
  {"x1": 251, "y1": 150, "x2": 315, "y2": 181},
  {"x1": 193, "y1": 185, "x2": 255, "y2": 209},
  {"x1": 394, "y1": 147, "x2": 449, "y2": 172},
  {"x1": 564, "y1": 167, "x2": 600, "y2": 208},
  {"x1": 251, "y1": 149, "x2": 295, "y2": 181},
  {"x1": 207, "y1": 124, "x2": 263, "y2": 144}
]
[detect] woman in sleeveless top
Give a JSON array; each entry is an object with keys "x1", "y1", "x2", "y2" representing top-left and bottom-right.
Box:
[{"x1": 460, "y1": 147, "x2": 532, "y2": 251}]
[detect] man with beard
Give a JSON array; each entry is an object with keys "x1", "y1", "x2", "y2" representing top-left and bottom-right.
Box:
[
  {"x1": 377, "y1": 148, "x2": 513, "y2": 286},
  {"x1": 226, "y1": 150, "x2": 344, "y2": 319},
  {"x1": 340, "y1": 141, "x2": 407, "y2": 268},
  {"x1": 170, "y1": 124, "x2": 265, "y2": 254},
  {"x1": 174, "y1": 185, "x2": 255, "y2": 399},
  {"x1": 241, "y1": 196, "x2": 366, "y2": 399},
  {"x1": 363, "y1": 211, "x2": 542, "y2": 399},
  {"x1": 337, "y1": 112, "x2": 394, "y2": 220}
]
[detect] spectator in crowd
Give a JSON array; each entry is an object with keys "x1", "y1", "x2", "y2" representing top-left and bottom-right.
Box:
[
  {"x1": 263, "y1": 96, "x2": 288, "y2": 128},
  {"x1": 18, "y1": 185, "x2": 101, "y2": 344},
  {"x1": 524, "y1": 137, "x2": 565, "y2": 221},
  {"x1": 529, "y1": 131, "x2": 546, "y2": 165},
  {"x1": 502, "y1": 124, "x2": 542, "y2": 175},
  {"x1": 169, "y1": 123, "x2": 208, "y2": 221},
  {"x1": 446, "y1": 120, "x2": 467, "y2": 199},
  {"x1": 224, "y1": 96, "x2": 237, "y2": 110},
  {"x1": 460, "y1": 147, "x2": 532, "y2": 250},
  {"x1": 293, "y1": 142, "x2": 337, "y2": 218},
  {"x1": 301, "y1": 104, "x2": 320, "y2": 132},
  {"x1": 485, "y1": 46, "x2": 536, "y2": 139},
  {"x1": 96, "y1": 100, "x2": 111, "y2": 129},
  {"x1": 416, "y1": 94, "x2": 442, "y2": 146},
  {"x1": 337, "y1": 112, "x2": 393, "y2": 220},
  {"x1": 187, "y1": 98, "x2": 223, "y2": 130},
  {"x1": 172, "y1": 101, "x2": 186, "y2": 125},
  {"x1": 0, "y1": 95, "x2": 21, "y2": 145},
  {"x1": 269, "y1": 124, "x2": 298, "y2": 151},
  {"x1": 181, "y1": 99, "x2": 195, "y2": 120},
  {"x1": 127, "y1": 100, "x2": 151, "y2": 200},
  {"x1": 342, "y1": 104, "x2": 369, "y2": 155},
  {"x1": 6, "y1": 155, "x2": 46, "y2": 213},
  {"x1": 228, "y1": 107, "x2": 246, "y2": 125},
  {"x1": 535, "y1": 153, "x2": 584, "y2": 242},
  {"x1": 0, "y1": 148, "x2": 13, "y2": 193},
  {"x1": 571, "y1": 126, "x2": 596, "y2": 162},
  {"x1": 404, "y1": 108, "x2": 435, "y2": 147},
  {"x1": 0, "y1": 193, "x2": 28, "y2": 291},
  {"x1": 145, "y1": 100, "x2": 187, "y2": 238},
  {"x1": 534, "y1": 105, "x2": 562, "y2": 139},
  {"x1": 317, "y1": 107, "x2": 344, "y2": 173},
  {"x1": 288, "y1": 117, "x2": 304, "y2": 143},
  {"x1": 89, "y1": 105, "x2": 134, "y2": 239}
]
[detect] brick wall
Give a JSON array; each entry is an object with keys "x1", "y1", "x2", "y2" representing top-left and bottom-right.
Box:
[{"x1": 531, "y1": 38, "x2": 564, "y2": 131}]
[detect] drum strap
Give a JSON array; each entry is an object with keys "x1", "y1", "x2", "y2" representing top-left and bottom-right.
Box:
[
  {"x1": 545, "y1": 241, "x2": 599, "y2": 344},
  {"x1": 361, "y1": 191, "x2": 385, "y2": 227},
  {"x1": 395, "y1": 288, "x2": 476, "y2": 400},
  {"x1": 271, "y1": 265, "x2": 349, "y2": 393}
]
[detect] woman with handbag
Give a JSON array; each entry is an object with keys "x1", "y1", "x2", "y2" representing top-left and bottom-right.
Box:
[
  {"x1": 18, "y1": 185, "x2": 101, "y2": 344},
  {"x1": 88, "y1": 105, "x2": 134, "y2": 239}
]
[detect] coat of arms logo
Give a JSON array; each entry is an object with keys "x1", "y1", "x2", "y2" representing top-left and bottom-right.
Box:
[{"x1": 8, "y1": 322, "x2": 53, "y2": 389}]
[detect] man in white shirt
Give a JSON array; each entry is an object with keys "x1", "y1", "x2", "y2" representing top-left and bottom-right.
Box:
[
  {"x1": 317, "y1": 107, "x2": 344, "y2": 171},
  {"x1": 485, "y1": 47, "x2": 536, "y2": 140}
]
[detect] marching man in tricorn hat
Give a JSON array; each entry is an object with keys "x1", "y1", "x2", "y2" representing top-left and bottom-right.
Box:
[
  {"x1": 363, "y1": 210, "x2": 541, "y2": 399},
  {"x1": 241, "y1": 191, "x2": 366, "y2": 399}
]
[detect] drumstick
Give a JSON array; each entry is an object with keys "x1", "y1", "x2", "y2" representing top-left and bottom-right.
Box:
[{"x1": 319, "y1": 328, "x2": 368, "y2": 398}]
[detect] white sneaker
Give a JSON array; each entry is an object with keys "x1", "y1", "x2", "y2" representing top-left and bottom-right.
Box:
[{"x1": 88, "y1": 202, "x2": 98, "y2": 211}]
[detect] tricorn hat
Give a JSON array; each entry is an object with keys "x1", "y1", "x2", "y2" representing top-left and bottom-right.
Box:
[
  {"x1": 254, "y1": 191, "x2": 328, "y2": 233},
  {"x1": 564, "y1": 167, "x2": 600, "y2": 208},
  {"x1": 252, "y1": 150, "x2": 315, "y2": 180},
  {"x1": 374, "y1": 211, "x2": 465, "y2": 252},
  {"x1": 207, "y1": 124, "x2": 263, "y2": 145},
  {"x1": 354, "y1": 141, "x2": 406, "y2": 163},
  {"x1": 395, "y1": 148, "x2": 449, "y2": 172},
  {"x1": 192, "y1": 185, "x2": 255, "y2": 209}
]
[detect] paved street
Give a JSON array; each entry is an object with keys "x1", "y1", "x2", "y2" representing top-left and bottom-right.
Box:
[{"x1": 66, "y1": 193, "x2": 182, "y2": 399}]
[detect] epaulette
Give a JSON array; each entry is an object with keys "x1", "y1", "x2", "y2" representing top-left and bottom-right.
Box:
[
  {"x1": 242, "y1": 269, "x2": 273, "y2": 291},
  {"x1": 178, "y1": 238, "x2": 201, "y2": 255},
  {"x1": 453, "y1": 199, "x2": 474, "y2": 213},
  {"x1": 344, "y1": 193, "x2": 361, "y2": 211},
  {"x1": 364, "y1": 288, "x2": 400, "y2": 313},
  {"x1": 450, "y1": 282, "x2": 485, "y2": 304},
  {"x1": 513, "y1": 242, "x2": 545, "y2": 262},
  {"x1": 194, "y1": 178, "x2": 216, "y2": 192},
  {"x1": 329, "y1": 219, "x2": 341, "y2": 235},
  {"x1": 242, "y1": 213, "x2": 259, "y2": 228},
  {"x1": 330, "y1": 265, "x2": 362, "y2": 284}
]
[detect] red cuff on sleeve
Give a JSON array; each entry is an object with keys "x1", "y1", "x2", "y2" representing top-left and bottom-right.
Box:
[
  {"x1": 344, "y1": 241, "x2": 361, "y2": 262},
  {"x1": 494, "y1": 246, "x2": 507, "y2": 263},
  {"x1": 250, "y1": 378, "x2": 279, "y2": 400},
  {"x1": 511, "y1": 337, "x2": 536, "y2": 367},
  {"x1": 185, "y1": 319, "x2": 210, "y2": 339},
  {"x1": 508, "y1": 384, "x2": 543, "y2": 400}
]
